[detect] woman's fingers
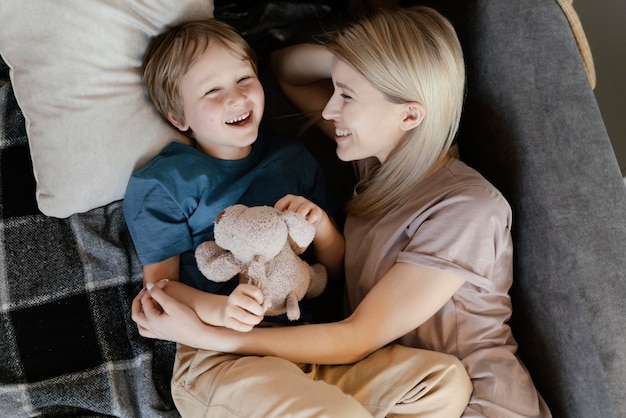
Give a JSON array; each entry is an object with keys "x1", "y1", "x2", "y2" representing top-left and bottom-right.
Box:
[
  {"x1": 275, "y1": 194, "x2": 321, "y2": 224},
  {"x1": 131, "y1": 288, "x2": 162, "y2": 339}
]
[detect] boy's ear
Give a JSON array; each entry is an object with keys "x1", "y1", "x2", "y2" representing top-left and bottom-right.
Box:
[
  {"x1": 167, "y1": 112, "x2": 189, "y2": 132},
  {"x1": 400, "y1": 102, "x2": 425, "y2": 131}
]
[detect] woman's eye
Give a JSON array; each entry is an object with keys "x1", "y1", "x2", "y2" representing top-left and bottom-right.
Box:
[
  {"x1": 340, "y1": 93, "x2": 352, "y2": 100},
  {"x1": 238, "y1": 76, "x2": 252, "y2": 83}
]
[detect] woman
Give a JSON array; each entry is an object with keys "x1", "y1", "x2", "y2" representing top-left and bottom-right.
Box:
[{"x1": 134, "y1": 6, "x2": 550, "y2": 417}]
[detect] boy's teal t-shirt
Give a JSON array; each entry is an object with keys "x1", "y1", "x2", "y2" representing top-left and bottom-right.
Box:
[{"x1": 123, "y1": 135, "x2": 338, "y2": 296}]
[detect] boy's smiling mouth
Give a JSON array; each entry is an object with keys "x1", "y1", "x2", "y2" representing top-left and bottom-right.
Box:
[{"x1": 226, "y1": 111, "x2": 251, "y2": 126}]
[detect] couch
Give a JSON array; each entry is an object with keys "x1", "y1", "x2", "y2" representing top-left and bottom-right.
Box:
[{"x1": 0, "y1": 1, "x2": 624, "y2": 417}]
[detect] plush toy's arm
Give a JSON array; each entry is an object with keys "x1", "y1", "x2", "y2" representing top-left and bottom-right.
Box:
[
  {"x1": 306, "y1": 264, "x2": 328, "y2": 298},
  {"x1": 195, "y1": 241, "x2": 243, "y2": 283}
]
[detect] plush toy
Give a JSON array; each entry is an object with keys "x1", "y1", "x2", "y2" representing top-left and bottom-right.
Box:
[{"x1": 195, "y1": 204, "x2": 328, "y2": 321}]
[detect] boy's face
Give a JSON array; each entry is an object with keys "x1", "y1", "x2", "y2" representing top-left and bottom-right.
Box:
[{"x1": 169, "y1": 41, "x2": 264, "y2": 160}]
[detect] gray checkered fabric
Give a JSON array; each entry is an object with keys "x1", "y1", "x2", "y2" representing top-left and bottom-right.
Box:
[{"x1": 0, "y1": 57, "x2": 179, "y2": 417}]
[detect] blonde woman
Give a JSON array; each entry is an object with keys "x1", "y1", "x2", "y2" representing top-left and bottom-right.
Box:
[{"x1": 134, "y1": 6, "x2": 549, "y2": 417}]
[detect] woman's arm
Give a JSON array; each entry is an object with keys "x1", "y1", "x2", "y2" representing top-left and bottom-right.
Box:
[
  {"x1": 141, "y1": 257, "x2": 264, "y2": 331},
  {"x1": 271, "y1": 43, "x2": 333, "y2": 86},
  {"x1": 135, "y1": 262, "x2": 464, "y2": 364},
  {"x1": 271, "y1": 44, "x2": 335, "y2": 139}
]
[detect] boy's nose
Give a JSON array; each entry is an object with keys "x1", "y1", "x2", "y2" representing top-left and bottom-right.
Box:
[{"x1": 227, "y1": 88, "x2": 247, "y2": 105}]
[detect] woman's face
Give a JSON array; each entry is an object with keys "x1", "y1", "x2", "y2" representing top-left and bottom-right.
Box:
[{"x1": 322, "y1": 57, "x2": 411, "y2": 163}]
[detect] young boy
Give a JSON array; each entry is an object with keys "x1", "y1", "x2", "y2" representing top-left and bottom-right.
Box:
[{"x1": 123, "y1": 18, "x2": 343, "y2": 333}]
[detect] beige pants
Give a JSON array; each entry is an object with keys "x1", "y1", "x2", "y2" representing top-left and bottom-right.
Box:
[{"x1": 171, "y1": 342, "x2": 472, "y2": 418}]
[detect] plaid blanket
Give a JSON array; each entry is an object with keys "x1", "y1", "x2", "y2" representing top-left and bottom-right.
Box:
[{"x1": 0, "y1": 57, "x2": 179, "y2": 417}]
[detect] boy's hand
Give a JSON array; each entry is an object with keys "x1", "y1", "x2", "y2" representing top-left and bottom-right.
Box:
[
  {"x1": 275, "y1": 194, "x2": 326, "y2": 227},
  {"x1": 222, "y1": 283, "x2": 266, "y2": 332}
]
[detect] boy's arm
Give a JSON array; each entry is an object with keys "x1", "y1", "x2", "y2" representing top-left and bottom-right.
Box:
[
  {"x1": 143, "y1": 256, "x2": 180, "y2": 285},
  {"x1": 164, "y1": 281, "x2": 264, "y2": 332},
  {"x1": 142, "y1": 257, "x2": 264, "y2": 331}
]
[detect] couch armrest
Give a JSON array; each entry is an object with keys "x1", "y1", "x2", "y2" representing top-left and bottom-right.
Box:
[
  {"x1": 455, "y1": 0, "x2": 626, "y2": 417},
  {"x1": 556, "y1": 0, "x2": 596, "y2": 88}
]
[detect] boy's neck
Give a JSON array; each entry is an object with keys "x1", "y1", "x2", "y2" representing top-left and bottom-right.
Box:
[{"x1": 195, "y1": 142, "x2": 253, "y2": 160}]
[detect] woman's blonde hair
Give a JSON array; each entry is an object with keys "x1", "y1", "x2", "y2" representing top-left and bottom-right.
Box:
[
  {"x1": 326, "y1": 6, "x2": 465, "y2": 218},
  {"x1": 142, "y1": 19, "x2": 257, "y2": 135}
]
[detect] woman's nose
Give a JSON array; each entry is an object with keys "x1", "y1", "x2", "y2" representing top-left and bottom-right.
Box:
[{"x1": 322, "y1": 95, "x2": 340, "y2": 121}]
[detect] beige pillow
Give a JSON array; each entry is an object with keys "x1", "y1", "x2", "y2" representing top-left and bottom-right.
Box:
[{"x1": 0, "y1": 0, "x2": 214, "y2": 217}]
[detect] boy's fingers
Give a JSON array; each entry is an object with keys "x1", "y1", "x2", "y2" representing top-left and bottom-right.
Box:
[
  {"x1": 239, "y1": 283, "x2": 265, "y2": 304},
  {"x1": 230, "y1": 295, "x2": 264, "y2": 318},
  {"x1": 244, "y1": 300, "x2": 265, "y2": 317},
  {"x1": 237, "y1": 311, "x2": 263, "y2": 327},
  {"x1": 226, "y1": 309, "x2": 263, "y2": 332},
  {"x1": 227, "y1": 319, "x2": 254, "y2": 333}
]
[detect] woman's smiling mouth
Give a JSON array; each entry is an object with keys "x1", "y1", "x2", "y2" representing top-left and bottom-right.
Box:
[{"x1": 335, "y1": 127, "x2": 351, "y2": 141}]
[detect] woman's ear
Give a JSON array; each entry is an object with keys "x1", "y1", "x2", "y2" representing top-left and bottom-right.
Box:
[
  {"x1": 167, "y1": 112, "x2": 189, "y2": 132},
  {"x1": 400, "y1": 102, "x2": 425, "y2": 131}
]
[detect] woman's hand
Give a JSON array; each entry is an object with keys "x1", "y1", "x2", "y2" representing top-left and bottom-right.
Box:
[
  {"x1": 275, "y1": 194, "x2": 345, "y2": 278},
  {"x1": 275, "y1": 194, "x2": 326, "y2": 227},
  {"x1": 132, "y1": 280, "x2": 266, "y2": 344},
  {"x1": 132, "y1": 280, "x2": 208, "y2": 345}
]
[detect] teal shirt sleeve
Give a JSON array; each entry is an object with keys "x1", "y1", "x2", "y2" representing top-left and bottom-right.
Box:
[{"x1": 123, "y1": 177, "x2": 193, "y2": 265}]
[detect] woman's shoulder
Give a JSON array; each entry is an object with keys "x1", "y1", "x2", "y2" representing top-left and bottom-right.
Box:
[
  {"x1": 445, "y1": 159, "x2": 507, "y2": 199},
  {"x1": 424, "y1": 158, "x2": 512, "y2": 219}
]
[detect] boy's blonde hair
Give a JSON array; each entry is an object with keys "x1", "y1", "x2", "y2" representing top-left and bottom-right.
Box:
[
  {"x1": 142, "y1": 19, "x2": 257, "y2": 134},
  {"x1": 326, "y1": 6, "x2": 466, "y2": 218}
]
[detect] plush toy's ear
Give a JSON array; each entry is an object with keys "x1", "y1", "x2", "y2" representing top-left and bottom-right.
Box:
[
  {"x1": 216, "y1": 204, "x2": 247, "y2": 226},
  {"x1": 214, "y1": 204, "x2": 248, "y2": 247},
  {"x1": 281, "y1": 211, "x2": 315, "y2": 251}
]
